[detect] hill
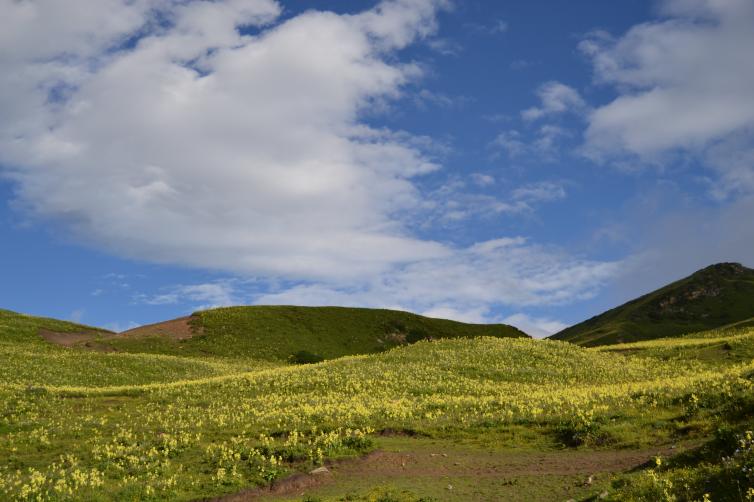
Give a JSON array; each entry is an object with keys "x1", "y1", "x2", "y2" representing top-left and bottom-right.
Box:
[
  {"x1": 0, "y1": 307, "x2": 111, "y2": 347},
  {"x1": 3, "y1": 324, "x2": 753, "y2": 500},
  {"x1": 50, "y1": 305, "x2": 528, "y2": 361},
  {"x1": 550, "y1": 262, "x2": 754, "y2": 346},
  {"x1": 2, "y1": 306, "x2": 754, "y2": 500}
]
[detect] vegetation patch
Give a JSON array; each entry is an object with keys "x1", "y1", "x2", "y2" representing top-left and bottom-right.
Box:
[{"x1": 1, "y1": 308, "x2": 754, "y2": 500}]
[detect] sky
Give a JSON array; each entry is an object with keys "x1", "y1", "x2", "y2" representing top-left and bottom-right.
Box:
[{"x1": 1, "y1": 0, "x2": 754, "y2": 337}]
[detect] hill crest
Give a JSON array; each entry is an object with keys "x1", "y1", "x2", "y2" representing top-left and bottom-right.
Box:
[
  {"x1": 28, "y1": 305, "x2": 528, "y2": 361},
  {"x1": 550, "y1": 262, "x2": 754, "y2": 346}
]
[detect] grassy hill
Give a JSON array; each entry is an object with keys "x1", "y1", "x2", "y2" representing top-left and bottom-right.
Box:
[
  {"x1": 550, "y1": 262, "x2": 754, "y2": 347},
  {"x1": 2, "y1": 322, "x2": 753, "y2": 500},
  {"x1": 0, "y1": 308, "x2": 261, "y2": 387},
  {"x1": 45, "y1": 305, "x2": 528, "y2": 361},
  {"x1": 0, "y1": 308, "x2": 110, "y2": 346},
  {"x1": 1, "y1": 306, "x2": 753, "y2": 500}
]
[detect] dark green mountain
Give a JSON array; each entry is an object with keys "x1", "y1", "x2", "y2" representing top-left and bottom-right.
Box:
[{"x1": 550, "y1": 263, "x2": 754, "y2": 347}]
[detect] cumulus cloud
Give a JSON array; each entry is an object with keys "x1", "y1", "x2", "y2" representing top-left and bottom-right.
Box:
[
  {"x1": 0, "y1": 0, "x2": 620, "y2": 322},
  {"x1": 522, "y1": 82, "x2": 586, "y2": 121},
  {"x1": 1, "y1": 0, "x2": 449, "y2": 282},
  {"x1": 582, "y1": 0, "x2": 754, "y2": 196}
]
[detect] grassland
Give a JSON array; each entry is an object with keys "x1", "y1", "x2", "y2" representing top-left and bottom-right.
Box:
[
  {"x1": 551, "y1": 262, "x2": 754, "y2": 346},
  {"x1": 93, "y1": 306, "x2": 527, "y2": 361},
  {"x1": 1, "y1": 308, "x2": 753, "y2": 500}
]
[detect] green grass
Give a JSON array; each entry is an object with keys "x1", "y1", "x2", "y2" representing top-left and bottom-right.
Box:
[
  {"x1": 592, "y1": 326, "x2": 754, "y2": 367},
  {"x1": 1, "y1": 308, "x2": 754, "y2": 500},
  {"x1": 551, "y1": 262, "x2": 754, "y2": 346},
  {"x1": 98, "y1": 305, "x2": 528, "y2": 361},
  {"x1": 0, "y1": 309, "x2": 271, "y2": 388},
  {"x1": 0, "y1": 308, "x2": 110, "y2": 346}
]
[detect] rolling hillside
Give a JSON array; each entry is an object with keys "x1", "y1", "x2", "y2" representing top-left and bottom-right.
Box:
[
  {"x1": 2, "y1": 306, "x2": 754, "y2": 500},
  {"x1": 3, "y1": 313, "x2": 753, "y2": 500},
  {"x1": 550, "y1": 262, "x2": 754, "y2": 346},
  {"x1": 0, "y1": 307, "x2": 111, "y2": 346},
  {"x1": 36, "y1": 305, "x2": 528, "y2": 361}
]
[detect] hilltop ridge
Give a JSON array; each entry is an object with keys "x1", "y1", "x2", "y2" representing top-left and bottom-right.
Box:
[
  {"x1": 550, "y1": 262, "x2": 754, "y2": 346},
  {"x1": 22, "y1": 305, "x2": 528, "y2": 361}
]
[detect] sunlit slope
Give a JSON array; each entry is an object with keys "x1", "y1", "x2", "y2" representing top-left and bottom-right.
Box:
[
  {"x1": 2, "y1": 328, "x2": 753, "y2": 500},
  {"x1": 593, "y1": 325, "x2": 754, "y2": 366},
  {"x1": 550, "y1": 262, "x2": 754, "y2": 346},
  {"x1": 99, "y1": 305, "x2": 528, "y2": 360},
  {"x1": 0, "y1": 308, "x2": 109, "y2": 346},
  {"x1": 0, "y1": 309, "x2": 258, "y2": 387}
]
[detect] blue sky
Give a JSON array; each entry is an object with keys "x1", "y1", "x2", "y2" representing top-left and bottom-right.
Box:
[{"x1": 1, "y1": 0, "x2": 753, "y2": 336}]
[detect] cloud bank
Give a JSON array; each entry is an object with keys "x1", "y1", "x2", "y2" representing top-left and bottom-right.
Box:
[{"x1": 0, "y1": 0, "x2": 620, "y2": 327}]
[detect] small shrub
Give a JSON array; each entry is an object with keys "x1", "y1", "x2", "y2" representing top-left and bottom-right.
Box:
[
  {"x1": 406, "y1": 328, "x2": 430, "y2": 343},
  {"x1": 290, "y1": 350, "x2": 325, "y2": 364},
  {"x1": 556, "y1": 412, "x2": 613, "y2": 447}
]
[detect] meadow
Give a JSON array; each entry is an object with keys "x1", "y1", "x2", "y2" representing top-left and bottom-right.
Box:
[{"x1": 1, "y1": 308, "x2": 753, "y2": 500}]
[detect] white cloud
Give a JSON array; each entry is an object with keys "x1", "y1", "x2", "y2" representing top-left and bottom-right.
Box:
[
  {"x1": 421, "y1": 305, "x2": 493, "y2": 324},
  {"x1": 582, "y1": 0, "x2": 754, "y2": 195},
  {"x1": 413, "y1": 89, "x2": 472, "y2": 110},
  {"x1": 491, "y1": 125, "x2": 570, "y2": 161},
  {"x1": 502, "y1": 313, "x2": 568, "y2": 339},
  {"x1": 491, "y1": 130, "x2": 527, "y2": 158},
  {"x1": 1, "y1": 0, "x2": 450, "y2": 282},
  {"x1": 471, "y1": 173, "x2": 495, "y2": 187},
  {"x1": 426, "y1": 37, "x2": 462, "y2": 56},
  {"x1": 511, "y1": 181, "x2": 566, "y2": 204},
  {"x1": 253, "y1": 237, "x2": 620, "y2": 322},
  {"x1": 423, "y1": 179, "x2": 567, "y2": 223},
  {"x1": 0, "y1": 0, "x2": 620, "y2": 321},
  {"x1": 522, "y1": 81, "x2": 586, "y2": 121},
  {"x1": 139, "y1": 280, "x2": 241, "y2": 310}
]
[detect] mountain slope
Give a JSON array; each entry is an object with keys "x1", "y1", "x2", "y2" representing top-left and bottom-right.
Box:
[
  {"x1": 81, "y1": 305, "x2": 529, "y2": 360},
  {"x1": 550, "y1": 263, "x2": 754, "y2": 346}
]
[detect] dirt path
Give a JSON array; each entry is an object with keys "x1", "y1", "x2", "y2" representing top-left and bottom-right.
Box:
[{"x1": 211, "y1": 439, "x2": 689, "y2": 501}]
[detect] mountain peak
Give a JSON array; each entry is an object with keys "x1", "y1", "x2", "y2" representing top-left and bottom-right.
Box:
[
  {"x1": 550, "y1": 262, "x2": 754, "y2": 346},
  {"x1": 694, "y1": 262, "x2": 749, "y2": 277}
]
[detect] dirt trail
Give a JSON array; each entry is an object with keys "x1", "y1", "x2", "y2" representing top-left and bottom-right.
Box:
[{"x1": 211, "y1": 441, "x2": 685, "y2": 501}]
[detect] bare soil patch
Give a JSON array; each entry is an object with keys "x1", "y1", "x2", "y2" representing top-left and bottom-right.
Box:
[
  {"x1": 39, "y1": 316, "x2": 199, "y2": 350},
  {"x1": 38, "y1": 329, "x2": 111, "y2": 348},
  {"x1": 119, "y1": 316, "x2": 198, "y2": 340}
]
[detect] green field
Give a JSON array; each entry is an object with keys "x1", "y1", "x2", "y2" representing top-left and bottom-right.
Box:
[{"x1": 1, "y1": 307, "x2": 754, "y2": 501}]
